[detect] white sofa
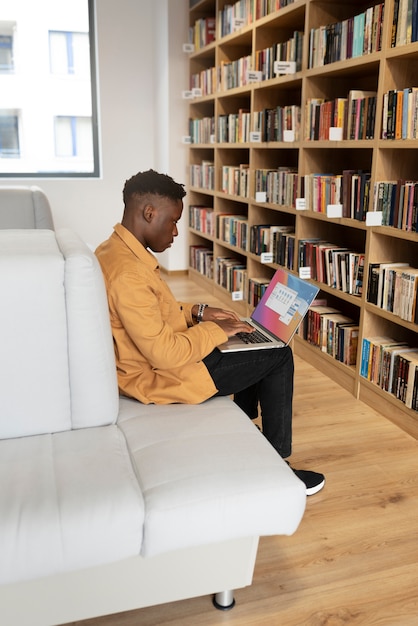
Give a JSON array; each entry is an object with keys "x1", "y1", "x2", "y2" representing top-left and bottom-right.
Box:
[
  {"x1": 0, "y1": 185, "x2": 54, "y2": 229},
  {"x1": 0, "y1": 228, "x2": 306, "y2": 626}
]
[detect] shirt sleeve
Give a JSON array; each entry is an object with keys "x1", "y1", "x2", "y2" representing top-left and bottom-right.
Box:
[{"x1": 109, "y1": 270, "x2": 228, "y2": 370}]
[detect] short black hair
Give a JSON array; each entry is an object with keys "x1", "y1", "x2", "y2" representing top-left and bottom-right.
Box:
[{"x1": 123, "y1": 169, "x2": 186, "y2": 206}]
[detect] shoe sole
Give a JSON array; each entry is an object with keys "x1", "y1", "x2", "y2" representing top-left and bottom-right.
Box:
[{"x1": 306, "y1": 478, "x2": 325, "y2": 496}]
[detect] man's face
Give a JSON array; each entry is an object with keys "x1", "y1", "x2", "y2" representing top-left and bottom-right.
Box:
[{"x1": 145, "y1": 197, "x2": 183, "y2": 253}]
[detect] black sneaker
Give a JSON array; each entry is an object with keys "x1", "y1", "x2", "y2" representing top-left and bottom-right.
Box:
[{"x1": 290, "y1": 467, "x2": 325, "y2": 496}]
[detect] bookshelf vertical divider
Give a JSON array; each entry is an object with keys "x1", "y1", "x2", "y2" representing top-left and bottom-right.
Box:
[{"x1": 187, "y1": 0, "x2": 418, "y2": 439}]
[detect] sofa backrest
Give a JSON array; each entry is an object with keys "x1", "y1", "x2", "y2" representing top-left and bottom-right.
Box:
[
  {"x1": 0, "y1": 185, "x2": 54, "y2": 230},
  {"x1": 0, "y1": 229, "x2": 119, "y2": 439}
]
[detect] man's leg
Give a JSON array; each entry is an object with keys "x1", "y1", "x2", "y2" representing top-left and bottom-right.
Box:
[
  {"x1": 203, "y1": 346, "x2": 293, "y2": 458},
  {"x1": 203, "y1": 347, "x2": 325, "y2": 496}
]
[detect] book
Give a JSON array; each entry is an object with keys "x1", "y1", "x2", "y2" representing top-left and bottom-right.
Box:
[
  {"x1": 403, "y1": 352, "x2": 418, "y2": 408},
  {"x1": 361, "y1": 336, "x2": 393, "y2": 378},
  {"x1": 347, "y1": 91, "x2": 377, "y2": 141}
]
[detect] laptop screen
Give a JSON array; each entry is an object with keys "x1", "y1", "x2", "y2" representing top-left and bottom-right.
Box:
[{"x1": 251, "y1": 268, "x2": 319, "y2": 344}]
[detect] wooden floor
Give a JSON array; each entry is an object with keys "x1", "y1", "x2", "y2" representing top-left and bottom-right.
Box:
[{"x1": 73, "y1": 274, "x2": 418, "y2": 626}]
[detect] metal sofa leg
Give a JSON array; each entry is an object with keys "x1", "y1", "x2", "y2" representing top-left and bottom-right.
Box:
[{"x1": 213, "y1": 590, "x2": 235, "y2": 610}]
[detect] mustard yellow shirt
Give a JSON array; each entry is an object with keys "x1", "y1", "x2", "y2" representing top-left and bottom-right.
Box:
[{"x1": 95, "y1": 224, "x2": 228, "y2": 404}]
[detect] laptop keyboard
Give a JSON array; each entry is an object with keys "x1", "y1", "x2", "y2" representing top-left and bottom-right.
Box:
[{"x1": 236, "y1": 328, "x2": 273, "y2": 344}]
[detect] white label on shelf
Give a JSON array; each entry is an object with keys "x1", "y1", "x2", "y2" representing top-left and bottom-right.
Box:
[
  {"x1": 295, "y1": 198, "x2": 306, "y2": 210},
  {"x1": 261, "y1": 252, "x2": 273, "y2": 264},
  {"x1": 283, "y1": 130, "x2": 295, "y2": 142},
  {"x1": 183, "y1": 43, "x2": 195, "y2": 53},
  {"x1": 274, "y1": 61, "x2": 296, "y2": 75},
  {"x1": 232, "y1": 290, "x2": 244, "y2": 301},
  {"x1": 366, "y1": 211, "x2": 383, "y2": 226},
  {"x1": 182, "y1": 135, "x2": 192, "y2": 144},
  {"x1": 192, "y1": 87, "x2": 202, "y2": 98},
  {"x1": 233, "y1": 17, "x2": 245, "y2": 30},
  {"x1": 327, "y1": 203, "x2": 343, "y2": 218},
  {"x1": 250, "y1": 131, "x2": 261, "y2": 142},
  {"x1": 255, "y1": 191, "x2": 267, "y2": 203},
  {"x1": 248, "y1": 70, "x2": 262, "y2": 83},
  {"x1": 182, "y1": 90, "x2": 194, "y2": 99},
  {"x1": 329, "y1": 126, "x2": 343, "y2": 141},
  {"x1": 299, "y1": 266, "x2": 311, "y2": 279},
  {"x1": 210, "y1": 134, "x2": 216, "y2": 144}
]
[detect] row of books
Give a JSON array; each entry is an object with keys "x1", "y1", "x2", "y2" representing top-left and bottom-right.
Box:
[
  {"x1": 189, "y1": 245, "x2": 214, "y2": 279},
  {"x1": 190, "y1": 66, "x2": 217, "y2": 96},
  {"x1": 360, "y1": 337, "x2": 418, "y2": 411},
  {"x1": 189, "y1": 17, "x2": 216, "y2": 51},
  {"x1": 190, "y1": 87, "x2": 375, "y2": 143},
  {"x1": 308, "y1": 4, "x2": 384, "y2": 68},
  {"x1": 299, "y1": 303, "x2": 359, "y2": 366},
  {"x1": 253, "y1": 0, "x2": 295, "y2": 21},
  {"x1": 189, "y1": 246, "x2": 286, "y2": 306},
  {"x1": 254, "y1": 31, "x2": 303, "y2": 80},
  {"x1": 298, "y1": 239, "x2": 365, "y2": 296},
  {"x1": 218, "y1": 56, "x2": 252, "y2": 91},
  {"x1": 372, "y1": 180, "x2": 418, "y2": 231},
  {"x1": 249, "y1": 224, "x2": 295, "y2": 269},
  {"x1": 391, "y1": 0, "x2": 418, "y2": 47},
  {"x1": 217, "y1": 0, "x2": 296, "y2": 37},
  {"x1": 188, "y1": 206, "x2": 215, "y2": 237},
  {"x1": 367, "y1": 263, "x2": 418, "y2": 323},
  {"x1": 254, "y1": 167, "x2": 298, "y2": 207},
  {"x1": 247, "y1": 276, "x2": 269, "y2": 306},
  {"x1": 189, "y1": 116, "x2": 214, "y2": 144},
  {"x1": 305, "y1": 91, "x2": 377, "y2": 141},
  {"x1": 218, "y1": 110, "x2": 250, "y2": 143},
  {"x1": 215, "y1": 257, "x2": 247, "y2": 293},
  {"x1": 189, "y1": 162, "x2": 215, "y2": 191},
  {"x1": 189, "y1": 87, "x2": 417, "y2": 143},
  {"x1": 218, "y1": 0, "x2": 253, "y2": 37},
  {"x1": 252, "y1": 105, "x2": 301, "y2": 142},
  {"x1": 190, "y1": 167, "x2": 416, "y2": 234},
  {"x1": 382, "y1": 87, "x2": 418, "y2": 140},
  {"x1": 217, "y1": 214, "x2": 248, "y2": 250},
  {"x1": 249, "y1": 223, "x2": 289, "y2": 254},
  {"x1": 302, "y1": 170, "x2": 371, "y2": 221},
  {"x1": 221, "y1": 164, "x2": 250, "y2": 197}
]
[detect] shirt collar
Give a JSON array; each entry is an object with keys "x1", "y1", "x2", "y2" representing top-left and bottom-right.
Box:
[{"x1": 113, "y1": 223, "x2": 159, "y2": 270}]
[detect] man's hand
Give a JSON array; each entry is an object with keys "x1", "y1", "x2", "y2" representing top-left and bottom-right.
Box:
[
  {"x1": 201, "y1": 306, "x2": 240, "y2": 322},
  {"x1": 212, "y1": 317, "x2": 255, "y2": 337},
  {"x1": 192, "y1": 305, "x2": 254, "y2": 337}
]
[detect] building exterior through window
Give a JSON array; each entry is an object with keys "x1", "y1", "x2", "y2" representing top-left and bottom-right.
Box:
[{"x1": 0, "y1": 0, "x2": 98, "y2": 177}]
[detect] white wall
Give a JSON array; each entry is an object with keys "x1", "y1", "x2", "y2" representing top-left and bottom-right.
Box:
[
  {"x1": 0, "y1": 0, "x2": 190, "y2": 269},
  {"x1": 153, "y1": 0, "x2": 190, "y2": 271}
]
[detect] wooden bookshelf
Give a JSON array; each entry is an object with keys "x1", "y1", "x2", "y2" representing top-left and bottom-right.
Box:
[{"x1": 187, "y1": 0, "x2": 418, "y2": 438}]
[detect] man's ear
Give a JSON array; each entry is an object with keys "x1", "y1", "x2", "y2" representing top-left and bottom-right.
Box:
[{"x1": 143, "y1": 203, "x2": 154, "y2": 223}]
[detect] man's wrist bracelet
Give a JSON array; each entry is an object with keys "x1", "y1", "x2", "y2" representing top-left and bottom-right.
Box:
[{"x1": 196, "y1": 303, "x2": 208, "y2": 323}]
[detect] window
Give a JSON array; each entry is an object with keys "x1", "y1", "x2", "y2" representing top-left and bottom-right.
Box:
[
  {"x1": 0, "y1": 111, "x2": 19, "y2": 157},
  {"x1": 49, "y1": 31, "x2": 90, "y2": 76},
  {"x1": 0, "y1": 33, "x2": 14, "y2": 72},
  {"x1": 0, "y1": 0, "x2": 99, "y2": 177},
  {"x1": 55, "y1": 116, "x2": 93, "y2": 159}
]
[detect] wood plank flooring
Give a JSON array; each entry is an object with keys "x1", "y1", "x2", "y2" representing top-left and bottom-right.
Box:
[{"x1": 71, "y1": 274, "x2": 418, "y2": 626}]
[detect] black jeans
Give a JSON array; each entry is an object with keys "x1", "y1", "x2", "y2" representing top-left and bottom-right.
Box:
[{"x1": 203, "y1": 346, "x2": 293, "y2": 458}]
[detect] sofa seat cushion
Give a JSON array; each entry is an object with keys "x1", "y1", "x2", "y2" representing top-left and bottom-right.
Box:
[
  {"x1": 0, "y1": 425, "x2": 144, "y2": 585},
  {"x1": 118, "y1": 396, "x2": 306, "y2": 558}
]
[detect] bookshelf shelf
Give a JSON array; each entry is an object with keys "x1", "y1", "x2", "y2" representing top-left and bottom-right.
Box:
[{"x1": 187, "y1": 0, "x2": 418, "y2": 437}]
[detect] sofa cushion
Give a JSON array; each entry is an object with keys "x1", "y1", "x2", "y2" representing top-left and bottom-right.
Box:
[
  {"x1": 0, "y1": 229, "x2": 119, "y2": 438},
  {"x1": 55, "y1": 229, "x2": 119, "y2": 429},
  {"x1": 0, "y1": 230, "x2": 72, "y2": 438},
  {"x1": 0, "y1": 425, "x2": 144, "y2": 584},
  {"x1": 118, "y1": 396, "x2": 306, "y2": 557},
  {"x1": 0, "y1": 185, "x2": 54, "y2": 230}
]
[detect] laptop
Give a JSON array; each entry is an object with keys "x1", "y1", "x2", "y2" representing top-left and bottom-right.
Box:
[{"x1": 217, "y1": 268, "x2": 319, "y2": 352}]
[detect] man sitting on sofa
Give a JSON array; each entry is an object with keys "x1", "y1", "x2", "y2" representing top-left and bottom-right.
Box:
[{"x1": 95, "y1": 169, "x2": 325, "y2": 496}]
